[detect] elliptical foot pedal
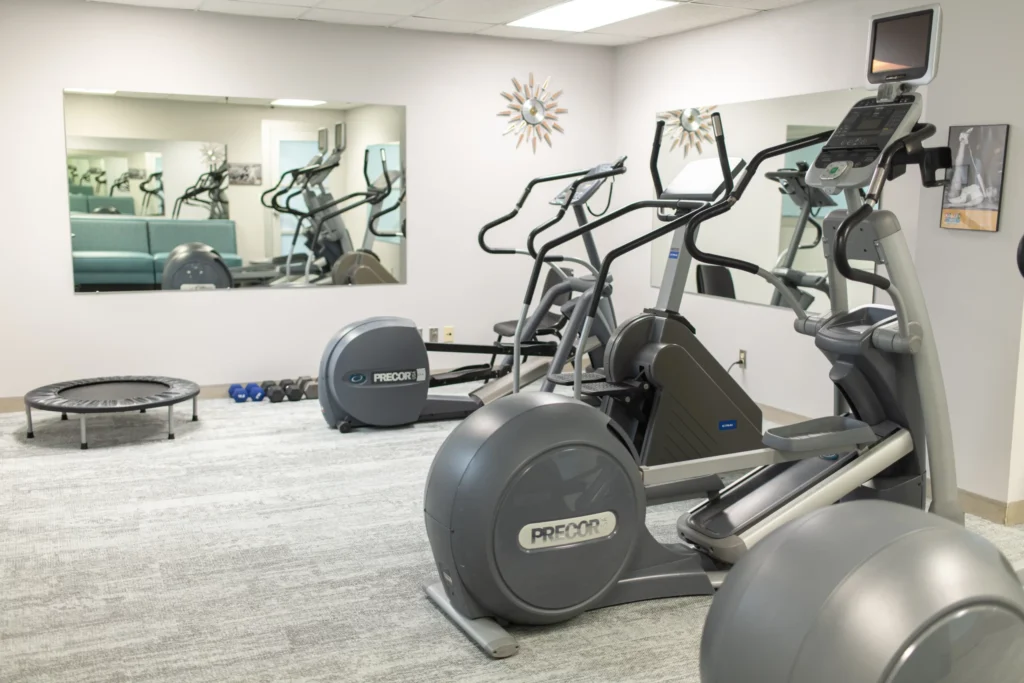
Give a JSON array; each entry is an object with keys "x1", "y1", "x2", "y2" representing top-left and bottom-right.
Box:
[
  {"x1": 424, "y1": 582, "x2": 518, "y2": 659},
  {"x1": 580, "y1": 381, "x2": 642, "y2": 400},
  {"x1": 762, "y1": 416, "x2": 877, "y2": 453},
  {"x1": 547, "y1": 371, "x2": 606, "y2": 386}
]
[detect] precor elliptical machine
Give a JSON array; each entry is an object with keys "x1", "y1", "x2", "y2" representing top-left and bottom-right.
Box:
[
  {"x1": 317, "y1": 161, "x2": 627, "y2": 432},
  {"x1": 422, "y1": 21, "x2": 970, "y2": 653}
]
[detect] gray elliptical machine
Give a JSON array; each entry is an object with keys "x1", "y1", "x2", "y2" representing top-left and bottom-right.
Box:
[
  {"x1": 318, "y1": 161, "x2": 627, "y2": 432},
  {"x1": 421, "y1": 5, "x2": 992, "y2": 657}
]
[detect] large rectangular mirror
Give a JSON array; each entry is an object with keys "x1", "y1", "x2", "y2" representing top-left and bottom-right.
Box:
[
  {"x1": 64, "y1": 90, "x2": 406, "y2": 292},
  {"x1": 650, "y1": 89, "x2": 877, "y2": 313}
]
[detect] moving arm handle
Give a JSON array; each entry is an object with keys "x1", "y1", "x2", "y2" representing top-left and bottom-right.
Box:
[
  {"x1": 651, "y1": 119, "x2": 666, "y2": 198},
  {"x1": 526, "y1": 165, "x2": 627, "y2": 257},
  {"x1": 478, "y1": 169, "x2": 590, "y2": 256},
  {"x1": 684, "y1": 129, "x2": 834, "y2": 277}
]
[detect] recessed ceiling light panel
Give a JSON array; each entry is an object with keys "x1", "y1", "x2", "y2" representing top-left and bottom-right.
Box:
[
  {"x1": 509, "y1": 0, "x2": 675, "y2": 33},
  {"x1": 270, "y1": 99, "x2": 327, "y2": 107},
  {"x1": 65, "y1": 88, "x2": 118, "y2": 95}
]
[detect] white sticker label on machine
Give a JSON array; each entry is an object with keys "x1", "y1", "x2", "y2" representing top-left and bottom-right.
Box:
[{"x1": 518, "y1": 511, "x2": 617, "y2": 551}]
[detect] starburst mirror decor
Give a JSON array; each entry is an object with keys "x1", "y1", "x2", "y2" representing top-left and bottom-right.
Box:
[
  {"x1": 657, "y1": 106, "x2": 718, "y2": 157},
  {"x1": 498, "y1": 73, "x2": 567, "y2": 153},
  {"x1": 199, "y1": 142, "x2": 227, "y2": 168}
]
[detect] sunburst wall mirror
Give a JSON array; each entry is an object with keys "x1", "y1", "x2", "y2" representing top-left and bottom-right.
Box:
[
  {"x1": 657, "y1": 106, "x2": 718, "y2": 156},
  {"x1": 498, "y1": 73, "x2": 567, "y2": 153}
]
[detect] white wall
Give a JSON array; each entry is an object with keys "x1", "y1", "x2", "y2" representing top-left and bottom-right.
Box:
[
  {"x1": 0, "y1": 0, "x2": 615, "y2": 397},
  {"x1": 64, "y1": 94, "x2": 350, "y2": 262},
  {"x1": 614, "y1": 0, "x2": 1024, "y2": 502}
]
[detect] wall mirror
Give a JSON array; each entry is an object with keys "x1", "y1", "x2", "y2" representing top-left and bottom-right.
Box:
[
  {"x1": 650, "y1": 89, "x2": 877, "y2": 313},
  {"x1": 63, "y1": 90, "x2": 406, "y2": 293}
]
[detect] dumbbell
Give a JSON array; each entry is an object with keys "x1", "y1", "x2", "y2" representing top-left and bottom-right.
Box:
[
  {"x1": 297, "y1": 376, "x2": 318, "y2": 400},
  {"x1": 245, "y1": 383, "x2": 265, "y2": 402},
  {"x1": 228, "y1": 384, "x2": 248, "y2": 403},
  {"x1": 279, "y1": 379, "x2": 304, "y2": 402},
  {"x1": 261, "y1": 381, "x2": 286, "y2": 403}
]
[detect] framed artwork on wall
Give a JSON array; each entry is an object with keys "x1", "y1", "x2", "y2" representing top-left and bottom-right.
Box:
[{"x1": 940, "y1": 124, "x2": 1009, "y2": 232}]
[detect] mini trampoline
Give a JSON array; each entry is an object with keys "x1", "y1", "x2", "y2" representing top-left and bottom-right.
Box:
[{"x1": 24, "y1": 376, "x2": 200, "y2": 449}]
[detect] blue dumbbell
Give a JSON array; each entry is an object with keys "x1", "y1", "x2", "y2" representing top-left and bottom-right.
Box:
[
  {"x1": 228, "y1": 384, "x2": 249, "y2": 402},
  {"x1": 246, "y1": 383, "x2": 265, "y2": 402}
]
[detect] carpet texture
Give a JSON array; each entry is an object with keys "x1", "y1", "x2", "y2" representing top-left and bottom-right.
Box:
[{"x1": 2, "y1": 396, "x2": 1024, "y2": 683}]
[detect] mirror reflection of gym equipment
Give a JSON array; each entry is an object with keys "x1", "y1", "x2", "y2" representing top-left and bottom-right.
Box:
[{"x1": 62, "y1": 90, "x2": 406, "y2": 292}]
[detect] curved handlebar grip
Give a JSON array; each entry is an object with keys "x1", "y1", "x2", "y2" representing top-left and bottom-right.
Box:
[
  {"x1": 526, "y1": 166, "x2": 628, "y2": 257},
  {"x1": 368, "y1": 188, "x2": 406, "y2": 238},
  {"x1": 336, "y1": 122, "x2": 347, "y2": 153},
  {"x1": 710, "y1": 113, "x2": 734, "y2": 196},
  {"x1": 867, "y1": 124, "x2": 938, "y2": 201},
  {"x1": 684, "y1": 129, "x2": 835, "y2": 275},
  {"x1": 363, "y1": 149, "x2": 372, "y2": 188},
  {"x1": 651, "y1": 120, "x2": 666, "y2": 198},
  {"x1": 478, "y1": 169, "x2": 590, "y2": 256},
  {"x1": 834, "y1": 204, "x2": 891, "y2": 290}
]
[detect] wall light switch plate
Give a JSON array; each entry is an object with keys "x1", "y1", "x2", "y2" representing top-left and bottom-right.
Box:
[{"x1": 444, "y1": 326, "x2": 455, "y2": 343}]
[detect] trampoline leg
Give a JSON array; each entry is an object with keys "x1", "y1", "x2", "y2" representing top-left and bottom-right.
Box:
[
  {"x1": 26, "y1": 405, "x2": 33, "y2": 439},
  {"x1": 192, "y1": 396, "x2": 198, "y2": 422},
  {"x1": 61, "y1": 412, "x2": 68, "y2": 421},
  {"x1": 168, "y1": 405, "x2": 175, "y2": 440},
  {"x1": 80, "y1": 415, "x2": 88, "y2": 450}
]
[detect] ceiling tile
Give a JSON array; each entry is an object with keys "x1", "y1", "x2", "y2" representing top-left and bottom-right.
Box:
[
  {"x1": 556, "y1": 32, "x2": 645, "y2": 46},
  {"x1": 693, "y1": 0, "x2": 809, "y2": 9},
  {"x1": 315, "y1": 0, "x2": 441, "y2": 15},
  {"x1": 478, "y1": 24, "x2": 573, "y2": 40},
  {"x1": 590, "y1": 1, "x2": 755, "y2": 37},
  {"x1": 301, "y1": 8, "x2": 401, "y2": 24},
  {"x1": 90, "y1": 0, "x2": 204, "y2": 9},
  {"x1": 417, "y1": 0, "x2": 565, "y2": 25},
  {"x1": 391, "y1": 16, "x2": 490, "y2": 33}
]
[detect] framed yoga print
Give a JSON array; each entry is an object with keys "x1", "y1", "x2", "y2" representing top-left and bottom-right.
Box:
[{"x1": 940, "y1": 124, "x2": 1009, "y2": 232}]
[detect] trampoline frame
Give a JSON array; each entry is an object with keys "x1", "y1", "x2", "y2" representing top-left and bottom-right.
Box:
[{"x1": 24, "y1": 376, "x2": 200, "y2": 449}]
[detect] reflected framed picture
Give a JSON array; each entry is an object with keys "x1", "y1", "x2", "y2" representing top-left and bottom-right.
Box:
[
  {"x1": 940, "y1": 124, "x2": 1009, "y2": 232},
  {"x1": 227, "y1": 162, "x2": 262, "y2": 186}
]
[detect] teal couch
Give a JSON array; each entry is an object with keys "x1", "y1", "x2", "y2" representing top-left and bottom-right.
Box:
[
  {"x1": 69, "y1": 194, "x2": 88, "y2": 213},
  {"x1": 88, "y1": 195, "x2": 136, "y2": 215},
  {"x1": 70, "y1": 216, "x2": 242, "y2": 289},
  {"x1": 71, "y1": 218, "x2": 156, "y2": 287}
]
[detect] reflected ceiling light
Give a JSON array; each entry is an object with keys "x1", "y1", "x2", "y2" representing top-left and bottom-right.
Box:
[
  {"x1": 66, "y1": 88, "x2": 118, "y2": 95},
  {"x1": 509, "y1": 0, "x2": 675, "y2": 32},
  {"x1": 270, "y1": 98, "x2": 327, "y2": 107}
]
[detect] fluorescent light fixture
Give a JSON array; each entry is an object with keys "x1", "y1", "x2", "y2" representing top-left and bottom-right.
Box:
[
  {"x1": 509, "y1": 0, "x2": 675, "y2": 32},
  {"x1": 65, "y1": 88, "x2": 118, "y2": 95},
  {"x1": 270, "y1": 98, "x2": 327, "y2": 107}
]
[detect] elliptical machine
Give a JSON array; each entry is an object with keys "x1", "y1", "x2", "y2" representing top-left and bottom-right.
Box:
[
  {"x1": 422, "y1": 29, "x2": 967, "y2": 653},
  {"x1": 317, "y1": 161, "x2": 627, "y2": 432}
]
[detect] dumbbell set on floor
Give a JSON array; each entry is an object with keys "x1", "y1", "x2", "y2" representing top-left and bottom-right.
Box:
[
  {"x1": 229, "y1": 383, "x2": 265, "y2": 402},
  {"x1": 240, "y1": 377, "x2": 318, "y2": 403}
]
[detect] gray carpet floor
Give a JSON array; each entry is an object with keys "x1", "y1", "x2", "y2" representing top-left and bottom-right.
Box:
[{"x1": 3, "y1": 395, "x2": 1024, "y2": 683}]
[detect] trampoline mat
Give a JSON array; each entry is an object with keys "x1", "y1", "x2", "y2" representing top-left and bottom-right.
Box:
[
  {"x1": 25, "y1": 376, "x2": 200, "y2": 413},
  {"x1": 59, "y1": 381, "x2": 170, "y2": 401}
]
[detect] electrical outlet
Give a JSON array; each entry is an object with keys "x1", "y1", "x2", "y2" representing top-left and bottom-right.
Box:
[
  {"x1": 429, "y1": 327, "x2": 439, "y2": 343},
  {"x1": 738, "y1": 350, "x2": 747, "y2": 368},
  {"x1": 443, "y1": 326, "x2": 455, "y2": 343}
]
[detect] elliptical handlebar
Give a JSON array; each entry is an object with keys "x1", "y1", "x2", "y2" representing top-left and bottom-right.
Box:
[
  {"x1": 478, "y1": 169, "x2": 592, "y2": 256},
  {"x1": 525, "y1": 166, "x2": 627, "y2": 258},
  {"x1": 835, "y1": 124, "x2": 944, "y2": 292},
  {"x1": 682, "y1": 129, "x2": 834, "y2": 279},
  {"x1": 651, "y1": 119, "x2": 666, "y2": 198}
]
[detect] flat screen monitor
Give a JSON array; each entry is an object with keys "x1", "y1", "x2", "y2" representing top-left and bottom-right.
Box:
[{"x1": 868, "y1": 7, "x2": 939, "y2": 86}]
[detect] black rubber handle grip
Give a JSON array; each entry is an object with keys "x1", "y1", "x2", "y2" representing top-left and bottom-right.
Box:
[{"x1": 833, "y1": 204, "x2": 891, "y2": 290}]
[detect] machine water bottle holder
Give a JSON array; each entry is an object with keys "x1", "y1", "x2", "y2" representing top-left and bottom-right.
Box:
[{"x1": 763, "y1": 416, "x2": 877, "y2": 453}]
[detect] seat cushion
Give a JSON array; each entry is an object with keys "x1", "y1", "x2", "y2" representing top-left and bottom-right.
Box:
[
  {"x1": 71, "y1": 218, "x2": 150, "y2": 253},
  {"x1": 153, "y1": 251, "x2": 242, "y2": 271},
  {"x1": 494, "y1": 311, "x2": 563, "y2": 338},
  {"x1": 73, "y1": 251, "x2": 156, "y2": 274},
  {"x1": 147, "y1": 219, "x2": 238, "y2": 256}
]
